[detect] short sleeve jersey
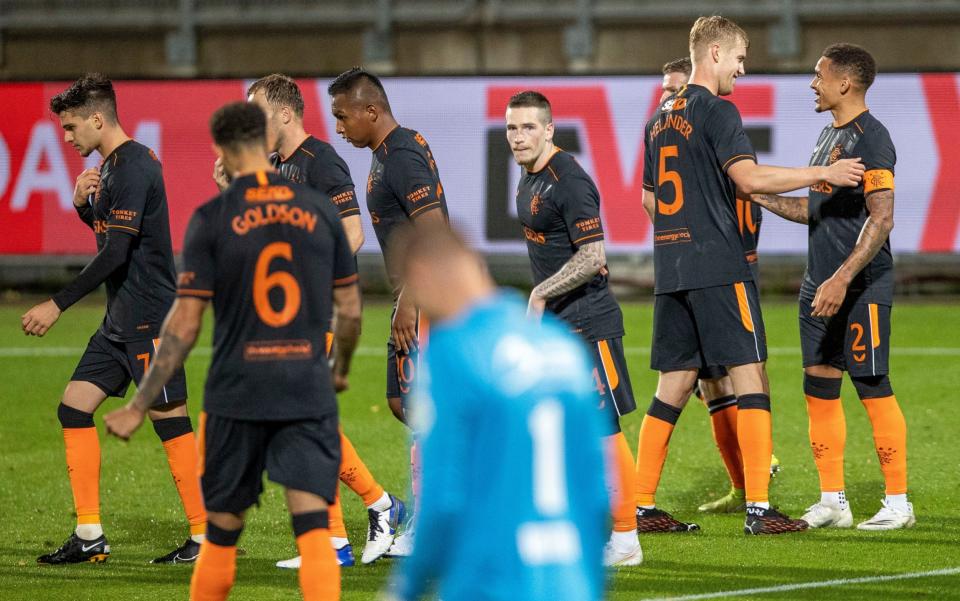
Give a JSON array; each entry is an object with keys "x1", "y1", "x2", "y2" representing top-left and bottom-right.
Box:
[
  {"x1": 178, "y1": 171, "x2": 358, "y2": 421},
  {"x1": 515, "y1": 150, "x2": 624, "y2": 342},
  {"x1": 801, "y1": 111, "x2": 896, "y2": 304},
  {"x1": 366, "y1": 127, "x2": 448, "y2": 290},
  {"x1": 91, "y1": 140, "x2": 177, "y2": 341},
  {"x1": 271, "y1": 135, "x2": 361, "y2": 218},
  {"x1": 642, "y1": 84, "x2": 757, "y2": 294}
]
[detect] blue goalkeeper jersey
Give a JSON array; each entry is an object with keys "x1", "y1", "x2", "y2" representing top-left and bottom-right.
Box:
[{"x1": 394, "y1": 292, "x2": 609, "y2": 601}]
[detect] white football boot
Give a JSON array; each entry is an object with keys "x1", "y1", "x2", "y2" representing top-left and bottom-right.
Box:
[
  {"x1": 857, "y1": 500, "x2": 916, "y2": 531},
  {"x1": 800, "y1": 502, "x2": 854, "y2": 528}
]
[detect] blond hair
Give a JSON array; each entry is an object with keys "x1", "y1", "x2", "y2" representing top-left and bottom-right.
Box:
[{"x1": 689, "y1": 16, "x2": 749, "y2": 60}]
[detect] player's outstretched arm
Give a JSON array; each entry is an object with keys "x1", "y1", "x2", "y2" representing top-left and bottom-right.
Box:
[
  {"x1": 332, "y1": 283, "x2": 362, "y2": 392},
  {"x1": 811, "y1": 189, "x2": 894, "y2": 317},
  {"x1": 750, "y1": 193, "x2": 809, "y2": 224},
  {"x1": 528, "y1": 241, "x2": 606, "y2": 318},
  {"x1": 104, "y1": 298, "x2": 207, "y2": 440},
  {"x1": 728, "y1": 158, "x2": 864, "y2": 195}
]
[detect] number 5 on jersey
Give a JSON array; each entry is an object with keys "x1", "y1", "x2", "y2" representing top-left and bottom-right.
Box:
[{"x1": 657, "y1": 145, "x2": 684, "y2": 215}]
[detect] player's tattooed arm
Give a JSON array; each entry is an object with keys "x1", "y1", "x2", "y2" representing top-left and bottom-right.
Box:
[
  {"x1": 812, "y1": 190, "x2": 894, "y2": 317},
  {"x1": 750, "y1": 193, "x2": 809, "y2": 224},
  {"x1": 531, "y1": 240, "x2": 605, "y2": 303}
]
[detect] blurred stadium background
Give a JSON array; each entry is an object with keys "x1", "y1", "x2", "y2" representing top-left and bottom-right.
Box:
[
  {"x1": 1, "y1": 0, "x2": 959, "y2": 297},
  {"x1": 2, "y1": 3, "x2": 960, "y2": 600}
]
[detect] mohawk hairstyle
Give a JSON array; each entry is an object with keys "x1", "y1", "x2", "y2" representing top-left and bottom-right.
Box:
[
  {"x1": 507, "y1": 90, "x2": 553, "y2": 123},
  {"x1": 247, "y1": 73, "x2": 305, "y2": 118},
  {"x1": 662, "y1": 57, "x2": 692, "y2": 76},
  {"x1": 327, "y1": 66, "x2": 392, "y2": 112},
  {"x1": 210, "y1": 101, "x2": 267, "y2": 151},
  {"x1": 49, "y1": 73, "x2": 118, "y2": 123},
  {"x1": 822, "y1": 43, "x2": 877, "y2": 90}
]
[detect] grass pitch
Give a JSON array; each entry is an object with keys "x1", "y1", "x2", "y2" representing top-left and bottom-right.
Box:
[{"x1": 0, "y1": 299, "x2": 958, "y2": 600}]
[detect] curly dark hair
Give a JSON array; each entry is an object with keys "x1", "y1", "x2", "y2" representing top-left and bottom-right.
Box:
[
  {"x1": 210, "y1": 101, "x2": 266, "y2": 150},
  {"x1": 49, "y1": 73, "x2": 118, "y2": 122},
  {"x1": 247, "y1": 73, "x2": 305, "y2": 118},
  {"x1": 822, "y1": 43, "x2": 877, "y2": 90}
]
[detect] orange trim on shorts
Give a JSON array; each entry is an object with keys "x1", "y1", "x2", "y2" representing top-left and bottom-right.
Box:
[
  {"x1": 869, "y1": 303, "x2": 881, "y2": 349},
  {"x1": 734, "y1": 282, "x2": 755, "y2": 333},
  {"x1": 418, "y1": 314, "x2": 430, "y2": 348},
  {"x1": 256, "y1": 170, "x2": 269, "y2": 186},
  {"x1": 597, "y1": 340, "x2": 620, "y2": 390},
  {"x1": 196, "y1": 411, "x2": 207, "y2": 478},
  {"x1": 325, "y1": 331, "x2": 334, "y2": 358}
]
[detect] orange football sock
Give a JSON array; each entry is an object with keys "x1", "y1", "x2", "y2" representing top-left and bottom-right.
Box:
[
  {"x1": 63, "y1": 426, "x2": 101, "y2": 526},
  {"x1": 862, "y1": 395, "x2": 908, "y2": 495},
  {"x1": 189, "y1": 541, "x2": 236, "y2": 601},
  {"x1": 634, "y1": 399, "x2": 681, "y2": 506},
  {"x1": 805, "y1": 395, "x2": 847, "y2": 492},
  {"x1": 162, "y1": 432, "x2": 207, "y2": 536},
  {"x1": 339, "y1": 430, "x2": 385, "y2": 506},
  {"x1": 707, "y1": 397, "x2": 744, "y2": 490},
  {"x1": 737, "y1": 394, "x2": 773, "y2": 504},
  {"x1": 606, "y1": 432, "x2": 637, "y2": 531},
  {"x1": 327, "y1": 489, "x2": 348, "y2": 539},
  {"x1": 297, "y1": 528, "x2": 340, "y2": 601}
]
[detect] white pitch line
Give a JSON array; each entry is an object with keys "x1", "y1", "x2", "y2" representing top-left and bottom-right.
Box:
[
  {"x1": 2, "y1": 346, "x2": 960, "y2": 358},
  {"x1": 644, "y1": 567, "x2": 960, "y2": 601}
]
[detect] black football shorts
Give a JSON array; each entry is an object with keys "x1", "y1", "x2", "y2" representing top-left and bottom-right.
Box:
[
  {"x1": 585, "y1": 337, "x2": 637, "y2": 436},
  {"x1": 198, "y1": 411, "x2": 341, "y2": 514},
  {"x1": 799, "y1": 296, "x2": 891, "y2": 377},
  {"x1": 71, "y1": 330, "x2": 187, "y2": 406},
  {"x1": 651, "y1": 281, "x2": 767, "y2": 372}
]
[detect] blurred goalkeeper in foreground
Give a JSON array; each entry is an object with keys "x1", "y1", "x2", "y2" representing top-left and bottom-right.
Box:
[{"x1": 384, "y1": 224, "x2": 608, "y2": 601}]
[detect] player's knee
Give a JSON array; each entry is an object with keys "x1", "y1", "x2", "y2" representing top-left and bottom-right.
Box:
[
  {"x1": 700, "y1": 377, "x2": 734, "y2": 401},
  {"x1": 148, "y1": 400, "x2": 188, "y2": 419},
  {"x1": 291, "y1": 510, "x2": 330, "y2": 537},
  {"x1": 646, "y1": 397, "x2": 682, "y2": 425},
  {"x1": 851, "y1": 375, "x2": 893, "y2": 400},
  {"x1": 151, "y1": 415, "x2": 193, "y2": 441},
  {"x1": 206, "y1": 520, "x2": 243, "y2": 547},
  {"x1": 803, "y1": 373, "x2": 842, "y2": 400},
  {"x1": 57, "y1": 402, "x2": 94, "y2": 428},
  {"x1": 737, "y1": 393, "x2": 771, "y2": 412}
]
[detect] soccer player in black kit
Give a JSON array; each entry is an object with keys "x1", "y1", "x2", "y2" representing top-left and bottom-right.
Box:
[
  {"x1": 505, "y1": 91, "x2": 642, "y2": 566},
  {"x1": 328, "y1": 67, "x2": 449, "y2": 555},
  {"x1": 635, "y1": 17, "x2": 864, "y2": 534},
  {"x1": 751, "y1": 44, "x2": 912, "y2": 531},
  {"x1": 23, "y1": 74, "x2": 206, "y2": 565},
  {"x1": 231, "y1": 73, "x2": 405, "y2": 567},
  {"x1": 105, "y1": 101, "x2": 362, "y2": 601},
  {"x1": 650, "y1": 57, "x2": 780, "y2": 516}
]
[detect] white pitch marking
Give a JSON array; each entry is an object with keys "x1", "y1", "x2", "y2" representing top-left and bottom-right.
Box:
[{"x1": 644, "y1": 567, "x2": 960, "y2": 601}]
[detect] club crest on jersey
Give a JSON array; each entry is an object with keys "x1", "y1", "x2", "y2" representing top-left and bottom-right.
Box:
[
  {"x1": 530, "y1": 192, "x2": 542, "y2": 215},
  {"x1": 829, "y1": 143, "x2": 844, "y2": 164}
]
